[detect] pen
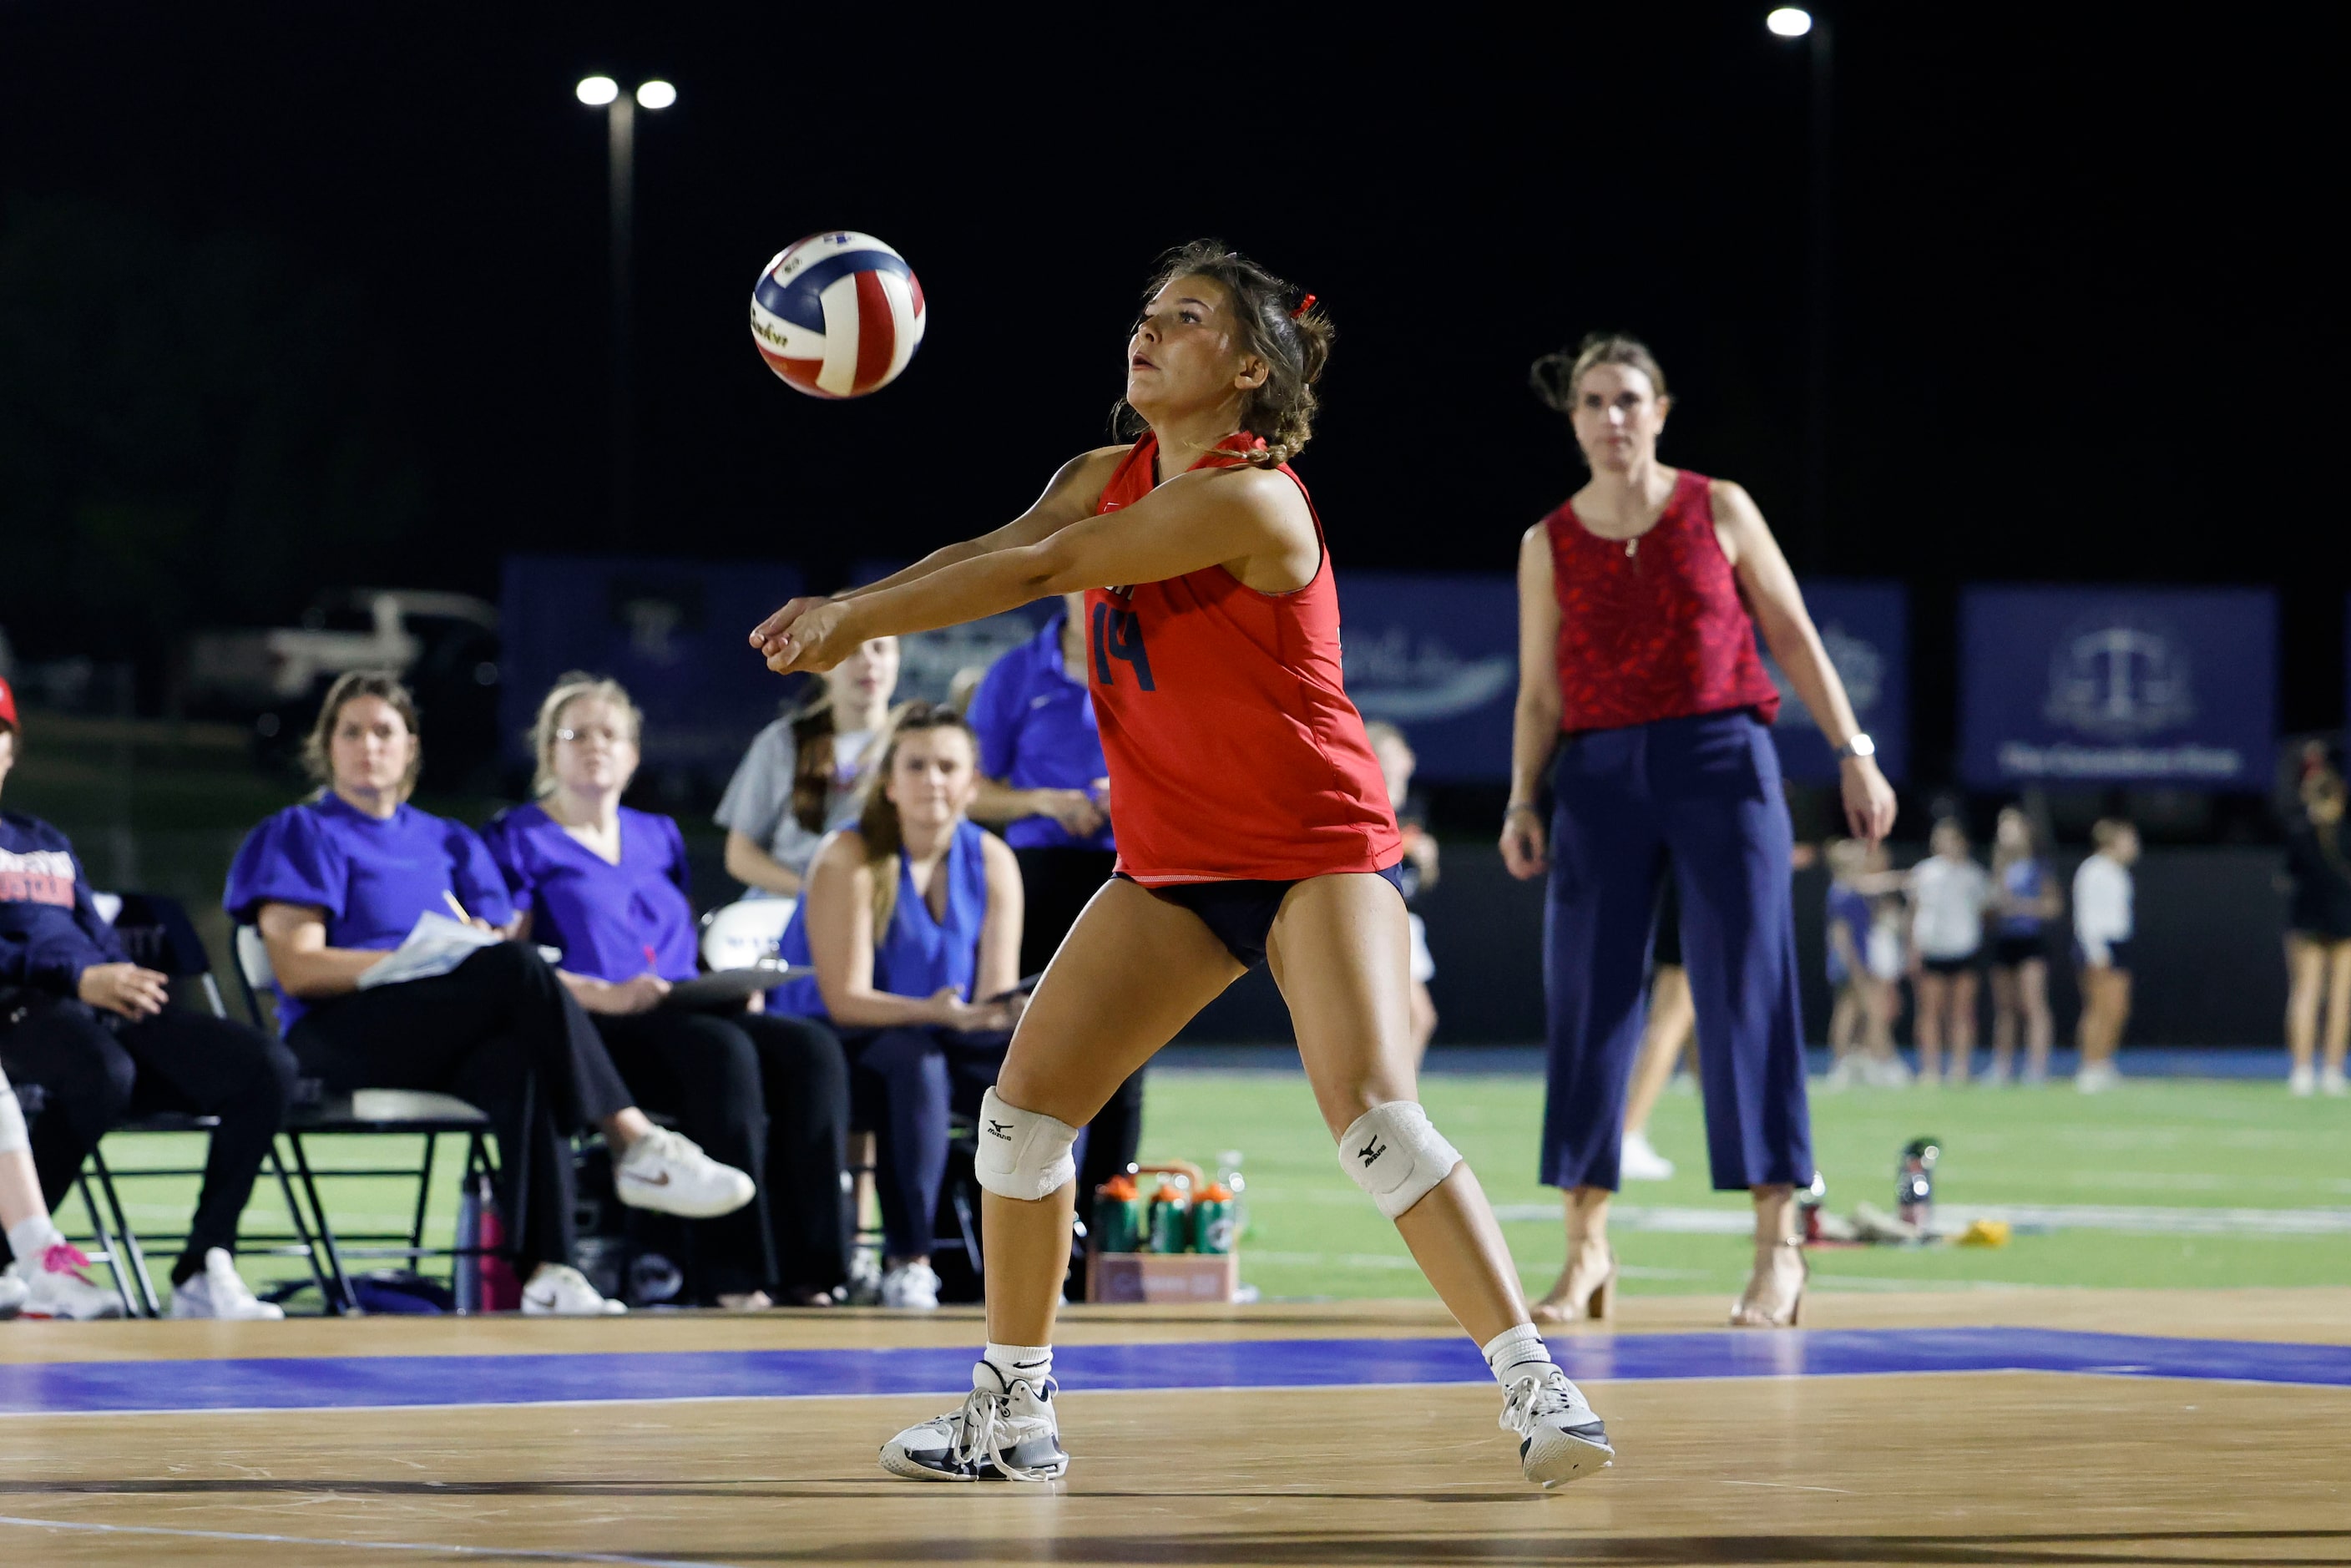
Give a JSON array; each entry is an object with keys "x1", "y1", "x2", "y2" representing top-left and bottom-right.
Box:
[{"x1": 443, "y1": 890, "x2": 472, "y2": 924}]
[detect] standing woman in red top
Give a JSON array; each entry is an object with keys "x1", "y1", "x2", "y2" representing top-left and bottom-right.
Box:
[
  {"x1": 752, "y1": 242, "x2": 1611, "y2": 1490},
  {"x1": 1502, "y1": 333, "x2": 1895, "y2": 1328}
]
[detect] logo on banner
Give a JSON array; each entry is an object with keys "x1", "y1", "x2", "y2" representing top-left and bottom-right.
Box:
[
  {"x1": 1342, "y1": 625, "x2": 1514, "y2": 723},
  {"x1": 2041, "y1": 616, "x2": 2195, "y2": 740},
  {"x1": 1768, "y1": 622, "x2": 1883, "y2": 730}
]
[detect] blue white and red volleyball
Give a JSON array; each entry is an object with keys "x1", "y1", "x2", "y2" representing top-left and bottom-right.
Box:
[{"x1": 749, "y1": 231, "x2": 926, "y2": 399}]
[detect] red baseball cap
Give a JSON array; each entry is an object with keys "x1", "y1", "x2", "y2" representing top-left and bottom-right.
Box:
[{"x1": 0, "y1": 674, "x2": 16, "y2": 731}]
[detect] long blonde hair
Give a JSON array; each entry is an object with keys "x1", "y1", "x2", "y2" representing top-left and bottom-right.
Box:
[
  {"x1": 854, "y1": 701, "x2": 976, "y2": 933},
  {"x1": 528, "y1": 673, "x2": 642, "y2": 797}
]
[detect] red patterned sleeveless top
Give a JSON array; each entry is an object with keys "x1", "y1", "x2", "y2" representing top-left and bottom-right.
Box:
[
  {"x1": 1543, "y1": 468, "x2": 1782, "y2": 735},
  {"x1": 1085, "y1": 432, "x2": 1400, "y2": 885}
]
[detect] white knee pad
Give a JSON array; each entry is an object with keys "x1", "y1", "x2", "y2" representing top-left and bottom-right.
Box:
[
  {"x1": 1338, "y1": 1101, "x2": 1462, "y2": 1220},
  {"x1": 973, "y1": 1087, "x2": 1079, "y2": 1202},
  {"x1": 0, "y1": 1080, "x2": 25, "y2": 1156}
]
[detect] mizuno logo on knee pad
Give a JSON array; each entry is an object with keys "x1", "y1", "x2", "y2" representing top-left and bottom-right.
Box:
[
  {"x1": 1337, "y1": 1102, "x2": 1462, "y2": 1221},
  {"x1": 973, "y1": 1088, "x2": 1079, "y2": 1203}
]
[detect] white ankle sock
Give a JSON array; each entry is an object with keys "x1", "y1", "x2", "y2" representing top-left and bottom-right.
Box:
[
  {"x1": 1481, "y1": 1323, "x2": 1555, "y2": 1386},
  {"x1": 983, "y1": 1343, "x2": 1054, "y2": 1386},
  {"x1": 8, "y1": 1216, "x2": 65, "y2": 1269}
]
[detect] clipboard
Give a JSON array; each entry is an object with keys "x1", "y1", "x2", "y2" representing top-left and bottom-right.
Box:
[{"x1": 660, "y1": 959, "x2": 809, "y2": 1010}]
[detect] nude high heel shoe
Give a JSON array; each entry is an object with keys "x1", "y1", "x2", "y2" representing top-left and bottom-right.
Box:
[
  {"x1": 1729, "y1": 1237, "x2": 1808, "y2": 1328},
  {"x1": 1533, "y1": 1247, "x2": 1617, "y2": 1324}
]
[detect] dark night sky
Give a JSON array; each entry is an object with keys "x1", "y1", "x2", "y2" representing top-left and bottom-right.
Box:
[{"x1": 2, "y1": 3, "x2": 2341, "y2": 775}]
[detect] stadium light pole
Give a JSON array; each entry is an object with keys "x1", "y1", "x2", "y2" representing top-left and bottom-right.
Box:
[
  {"x1": 577, "y1": 75, "x2": 676, "y2": 548},
  {"x1": 1767, "y1": 8, "x2": 1833, "y2": 566}
]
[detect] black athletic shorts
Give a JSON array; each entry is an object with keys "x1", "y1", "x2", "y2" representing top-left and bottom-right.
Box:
[
  {"x1": 2076, "y1": 937, "x2": 2133, "y2": 971},
  {"x1": 1990, "y1": 932, "x2": 2047, "y2": 969},
  {"x1": 1920, "y1": 951, "x2": 1980, "y2": 977},
  {"x1": 1120, "y1": 862, "x2": 1408, "y2": 970}
]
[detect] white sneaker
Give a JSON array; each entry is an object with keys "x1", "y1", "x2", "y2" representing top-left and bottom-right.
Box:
[
  {"x1": 2289, "y1": 1065, "x2": 2317, "y2": 1098},
  {"x1": 1822, "y1": 1057, "x2": 1858, "y2": 1091},
  {"x1": 2323, "y1": 1068, "x2": 2348, "y2": 1099},
  {"x1": 614, "y1": 1127, "x2": 756, "y2": 1220},
  {"x1": 0, "y1": 1272, "x2": 27, "y2": 1319},
  {"x1": 1865, "y1": 1055, "x2": 1914, "y2": 1088},
  {"x1": 1619, "y1": 1130, "x2": 1675, "y2": 1181},
  {"x1": 2075, "y1": 1062, "x2": 2122, "y2": 1094},
  {"x1": 881, "y1": 1361, "x2": 1068, "y2": 1481},
  {"x1": 845, "y1": 1247, "x2": 884, "y2": 1306},
  {"x1": 169, "y1": 1248, "x2": 284, "y2": 1321},
  {"x1": 1500, "y1": 1365, "x2": 1614, "y2": 1487},
  {"x1": 10, "y1": 1242, "x2": 125, "y2": 1320},
  {"x1": 521, "y1": 1263, "x2": 626, "y2": 1315},
  {"x1": 881, "y1": 1260, "x2": 941, "y2": 1310}
]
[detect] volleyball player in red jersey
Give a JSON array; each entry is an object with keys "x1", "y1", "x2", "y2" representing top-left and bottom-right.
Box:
[{"x1": 751, "y1": 242, "x2": 1612, "y2": 1488}]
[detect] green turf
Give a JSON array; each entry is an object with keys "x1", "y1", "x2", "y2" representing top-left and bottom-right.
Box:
[
  {"x1": 78, "y1": 1074, "x2": 2350, "y2": 1310},
  {"x1": 1136, "y1": 1073, "x2": 2351, "y2": 1303}
]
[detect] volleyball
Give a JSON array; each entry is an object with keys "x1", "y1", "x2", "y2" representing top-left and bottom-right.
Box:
[{"x1": 749, "y1": 230, "x2": 926, "y2": 399}]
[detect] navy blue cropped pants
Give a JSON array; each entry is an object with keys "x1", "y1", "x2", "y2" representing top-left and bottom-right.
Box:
[{"x1": 1540, "y1": 709, "x2": 1813, "y2": 1193}]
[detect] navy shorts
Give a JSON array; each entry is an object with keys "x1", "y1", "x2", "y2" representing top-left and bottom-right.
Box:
[{"x1": 1122, "y1": 863, "x2": 1408, "y2": 970}]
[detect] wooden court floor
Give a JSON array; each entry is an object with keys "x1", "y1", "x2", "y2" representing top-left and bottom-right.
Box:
[{"x1": 3, "y1": 1288, "x2": 2348, "y2": 1567}]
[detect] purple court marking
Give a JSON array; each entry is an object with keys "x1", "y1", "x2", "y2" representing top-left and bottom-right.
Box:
[{"x1": 3, "y1": 1328, "x2": 2347, "y2": 1416}]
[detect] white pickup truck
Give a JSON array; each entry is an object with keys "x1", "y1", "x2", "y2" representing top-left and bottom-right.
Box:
[{"x1": 185, "y1": 589, "x2": 498, "y2": 710}]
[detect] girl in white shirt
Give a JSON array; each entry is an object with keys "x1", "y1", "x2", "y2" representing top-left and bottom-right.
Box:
[
  {"x1": 2072, "y1": 818, "x2": 2139, "y2": 1092},
  {"x1": 1908, "y1": 818, "x2": 1990, "y2": 1085}
]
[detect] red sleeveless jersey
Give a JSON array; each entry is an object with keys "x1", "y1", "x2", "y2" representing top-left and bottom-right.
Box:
[
  {"x1": 1544, "y1": 468, "x2": 1782, "y2": 734},
  {"x1": 1084, "y1": 433, "x2": 1400, "y2": 885}
]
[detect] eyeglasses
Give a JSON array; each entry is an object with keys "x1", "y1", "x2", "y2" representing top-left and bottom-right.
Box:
[{"x1": 554, "y1": 726, "x2": 629, "y2": 746}]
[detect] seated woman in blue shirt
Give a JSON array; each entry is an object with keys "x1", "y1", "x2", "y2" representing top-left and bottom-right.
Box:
[
  {"x1": 483, "y1": 675, "x2": 852, "y2": 1308},
  {"x1": 225, "y1": 671, "x2": 755, "y2": 1316},
  {"x1": 962, "y1": 593, "x2": 1142, "y2": 1211},
  {"x1": 1, "y1": 686, "x2": 294, "y2": 1319},
  {"x1": 772, "y1": 703, "x2": 1028, "y2": 1311}
]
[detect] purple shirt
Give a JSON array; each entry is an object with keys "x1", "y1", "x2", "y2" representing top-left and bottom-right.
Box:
[
  {"x1": 965, "y1": 614, "x2": 1113, "y2": 852},
  {"x1": 224, "y1": 794, "x2": 515, "y2": 1031},
  {"x1": 481, "y1": 802, "x2": 699, "y2": 985}
]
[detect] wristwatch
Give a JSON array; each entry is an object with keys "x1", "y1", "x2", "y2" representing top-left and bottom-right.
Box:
[{"x1": 1833, "y1": 733, "x2": 1876, "y2": 761}]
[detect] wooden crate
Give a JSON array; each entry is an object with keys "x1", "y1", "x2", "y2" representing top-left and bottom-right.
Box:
[{"x1": 1084, "y1": 1250, "x2": 1241, "y2": 1304}]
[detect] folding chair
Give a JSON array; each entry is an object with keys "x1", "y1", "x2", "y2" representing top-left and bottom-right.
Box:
[
  {"x1": 230, "y1": 922, "x2": 528, "y2": 1314},
  {"x1": 65, "y1": 893, "x2": 332, "y2": 1317}
]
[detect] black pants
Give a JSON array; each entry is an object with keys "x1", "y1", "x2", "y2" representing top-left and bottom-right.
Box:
[
  {"x1": 846, "y1": 1027, "x2": 1012, "y2": 1261},
  {"x1": 286, "y1": 942, "x2": 634, "y2": 1272},
  {"x1": 0, "y1": 990, "x2": 299, "y2": 1278},
  {"x1": 1014, "y1": 847, "x2": 1143, "y2": 1194},
  {"x1": 596, "y1": 1007, "x2": 851, "y2": 1297}
]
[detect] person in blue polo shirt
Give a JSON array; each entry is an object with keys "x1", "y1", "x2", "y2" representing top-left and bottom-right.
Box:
[{"x1": 963, "y1": 594, "x2": 1141, "y2": 1209}]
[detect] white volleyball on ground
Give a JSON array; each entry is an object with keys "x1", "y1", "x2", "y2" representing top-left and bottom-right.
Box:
[{"x1": 749, "y1": 231, "x2": 926, "y2": 399}]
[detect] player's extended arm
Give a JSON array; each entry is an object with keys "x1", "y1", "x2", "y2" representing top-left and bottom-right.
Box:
[
  {"x1": 750, "y1": 446, "x2": 1128, "y2": 656},
  {"x1": 761, "y1": 466, "x2": 1307, "y2": 675}
]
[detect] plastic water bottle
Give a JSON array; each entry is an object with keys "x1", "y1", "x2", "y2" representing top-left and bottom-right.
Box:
[
  {"x1": 1896, "y1": 1138, "x2": 1940, "y2": 1231},
  {"x1": 1216, "y1": 1150, "x2": 1248, "y2": 1242}
]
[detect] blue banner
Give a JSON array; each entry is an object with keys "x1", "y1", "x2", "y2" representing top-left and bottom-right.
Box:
[
  {"x1": 1960, "y1": 587, "x2": 2278, "y2": 787},
  {"x1": 498, "y1": 555, "x2": 806, "y2": 776},
  {"x1": 1334, "y1": 571, "x2": 1519, "y2": 783},
  {"x1": 1760, "y1": 579, "x2": 1909, "y2": 784}
]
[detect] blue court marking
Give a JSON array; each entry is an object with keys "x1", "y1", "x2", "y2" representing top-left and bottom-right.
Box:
[{"x1": 5, "y1": 1328, "x2": 2347, "y2": 1417}]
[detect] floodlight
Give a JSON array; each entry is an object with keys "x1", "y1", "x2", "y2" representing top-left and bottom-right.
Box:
[
  {"x1": 635, "y1": 80, "x2": 677, "y2": 109},
  {"x1": 576, "y1": 75, "x2": 620, "y2": 106},
  {"x1": 1766, "y1": 8, "x2": 1813, "y2": 37}
]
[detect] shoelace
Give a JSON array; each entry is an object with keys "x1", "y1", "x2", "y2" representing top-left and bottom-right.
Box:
[
  {"x1": 40, "y1": 1242, "x2": 97, "y2": 1282},
  {"x1": 1500, "y1": 1370, "x2": 1580, "y2": 1434},
  {"x1": 952, "y1": 1382, "x2": 1049, "y2": 1481}
]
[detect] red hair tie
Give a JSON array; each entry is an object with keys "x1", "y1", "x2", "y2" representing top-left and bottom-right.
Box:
[{"x1": 1291, "y1": 293, "x2": 1317, "y2": 320}]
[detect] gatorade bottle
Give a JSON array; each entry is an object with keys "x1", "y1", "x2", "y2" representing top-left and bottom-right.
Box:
[
  {"x1": 1147, "y1": 1176, "x2": 1191, "y2": 1254},
  {"x1": 1091, "y1": 1174, "x2": 1142, "y2": 1254},
  {"x1": 1192, "y1": 1182, "x2": 1236, "y2": 1254}
]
